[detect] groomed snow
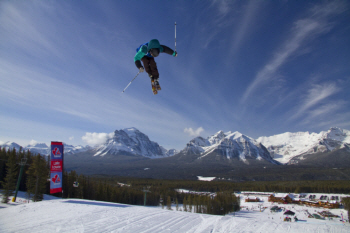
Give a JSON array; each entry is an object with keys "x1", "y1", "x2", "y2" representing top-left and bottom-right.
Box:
[{"x1": 0, "y1": 191, "x2": 349, "y2": 232}]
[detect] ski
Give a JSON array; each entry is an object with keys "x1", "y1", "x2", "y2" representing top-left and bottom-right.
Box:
[
  {"x1": 154, "y1": 79, "x2": 161, "y2": 91},
  {"x1": 151, "y1": 80, "x2": 158, "y2": 95}
]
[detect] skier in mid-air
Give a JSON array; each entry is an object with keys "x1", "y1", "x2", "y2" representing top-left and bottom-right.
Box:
[{"x1": 134, "y1": 39, "x2": 177, "y2": 94}]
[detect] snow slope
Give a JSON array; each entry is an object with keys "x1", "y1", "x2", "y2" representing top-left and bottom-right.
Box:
[{"x1": 0, "y1": 192, "x2": 349, "y2": 233}]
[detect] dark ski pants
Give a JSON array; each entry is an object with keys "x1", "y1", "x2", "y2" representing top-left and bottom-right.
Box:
[{"x1": 141, "y1": 57, "x2": 159, "y2": 80}]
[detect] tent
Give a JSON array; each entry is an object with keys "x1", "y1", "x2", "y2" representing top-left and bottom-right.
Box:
[{"x1": 284, "y1": 210, "x2": 295, "y2": 216}]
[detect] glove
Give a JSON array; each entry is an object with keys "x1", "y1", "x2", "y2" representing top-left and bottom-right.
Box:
[
  {"x1": 139, "y1": 67, "x2": 144, "y2": 73},
  {"x1": 173, "y1": 51, "x2": 178, "y2": 57}
]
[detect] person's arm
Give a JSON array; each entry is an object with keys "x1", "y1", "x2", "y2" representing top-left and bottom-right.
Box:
[
  {"x1": 161, "y1": 45, "x2": 177, "y2": 57},
  {"x1": 134, "y1": 45, "x2": 148, "y2": 69}
]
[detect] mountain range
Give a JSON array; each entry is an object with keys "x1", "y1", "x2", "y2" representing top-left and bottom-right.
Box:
[
  {"x1": 179, "y1": 130, "x2": 279, "y2": 165},
  {"x1": 1, "y1": 127, "x2": 350, "y2": 180},
  {"x1": 0, "y1": 141, "x2": 92, "y2": 156},
  {"x1": 2, "y1": 127, "x2": 349, "y2": 164},
  {"x1": 257, "y1": 127, "x2": 350, "y2": 164}
]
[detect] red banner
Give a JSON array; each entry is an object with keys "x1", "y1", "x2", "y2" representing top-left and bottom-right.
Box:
[
  {"x1": 51, "y1": 160, "x2": 63, "y2": 172},
  {"x1": 50, "y1": 142, "x2": 63, "y2": 194}
]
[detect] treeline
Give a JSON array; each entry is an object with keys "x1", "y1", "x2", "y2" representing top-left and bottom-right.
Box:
[
  {"x1": 177, "y1": 192, "x2": 240, "y2": 215},
  {"x1": 342, "y1": 197, "x2": 350, "y2": 222},
  {"x1": 62, "y1": 172, "x2": 240, "y2": 215},
  {"x1": 105, "y1": 176, "x2": 350, "y2": 194},
  {"x1": 2, "y1": 147, "x2": 350, "y2": 216},
  {"x1": 0, "y1": 148, "x2": 240, "y2": 215},
  {"x1": 0, "y1": 147, "x2": 49, "y2": 203}
]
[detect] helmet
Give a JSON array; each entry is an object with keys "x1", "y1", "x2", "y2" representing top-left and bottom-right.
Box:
[{"x1": 149, "y1": 48, "x2": 159, "y2": 57}]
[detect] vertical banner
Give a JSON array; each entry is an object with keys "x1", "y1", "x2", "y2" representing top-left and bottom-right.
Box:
[{"x1": 50, "y1": 142, "x2": 64, "y2": 194}]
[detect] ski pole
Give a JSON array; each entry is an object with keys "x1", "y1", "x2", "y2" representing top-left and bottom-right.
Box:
[
  {"x1": 122, "y1": 71, "x2": 140, "y2": 93},
  {"x1": 175, "y1": 22, "x2": 177, "y2": 52}
]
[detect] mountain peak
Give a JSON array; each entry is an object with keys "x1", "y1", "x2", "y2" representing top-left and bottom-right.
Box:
[
  {"x1": 93, "y1": 128, "x2": 174, "y2": 158},
  {"x1": 325, "y1": 127, "x2": 350, "y2": 143},
  {"x1": 122, "y1": 127, "x2": 139, "y2": 134},
  {"x1": 183, "y1": 130, "x2": 276, "y2": 164},
  {"x1": 208, "y1": 130, "x2": 227, "y2": 144},
  {"x1": 0, "y1": 141, "x2": 22, "y2": 151},
  {"x1": 26, "y1": 143, "x2": 48, "y2": 148},
  {"x1": 226, "y1": 131, "x2": 248, "y2": 140}
]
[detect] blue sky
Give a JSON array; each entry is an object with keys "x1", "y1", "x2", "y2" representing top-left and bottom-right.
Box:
[{"x1": 1, "y1": 0, "x2": 349, "y2": 150}]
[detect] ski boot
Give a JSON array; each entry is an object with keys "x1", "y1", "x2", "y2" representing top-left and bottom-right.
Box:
[
  {"x1": 154, "y1": 78, "x2": 161, "y2": 91},
  {"x1": 151, "y1": 79, "x2": 158, "y2": 95}
]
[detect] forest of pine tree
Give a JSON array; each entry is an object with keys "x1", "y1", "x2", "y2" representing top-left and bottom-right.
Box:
[{"x1": 1, "y1": 147, "x2": 350, "y2": 217}]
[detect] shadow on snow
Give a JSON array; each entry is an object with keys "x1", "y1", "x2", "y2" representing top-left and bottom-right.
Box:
[{"x1": 63, "y1": 200, "x2": 131, "y2": 208}]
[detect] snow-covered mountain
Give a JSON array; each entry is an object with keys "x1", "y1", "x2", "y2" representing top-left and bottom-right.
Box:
[
  {"x1": 257, "y1": 127, "x2": 350, "y2": 164},
  {"x1": 63, "y1": 143, "x2": 92, "y2": 155},
  {"x1": 92, "y1": 128, "x2": 177, "y2": 158},
  {"x1": 2, "y1": 127, "x2": 348, "y2": 165},
  {"x1": 181, "y1": 130, "x2": 278, "y2": 164},
  {"x1": 0, "y1": 142, "x2": 22, "y2": 151},
  {"x1": 25, "y1": 143, "x2": 49, "y2": 155},
  {"x1": 0, "y1": 141, "x2": 90, "y2": 156}
]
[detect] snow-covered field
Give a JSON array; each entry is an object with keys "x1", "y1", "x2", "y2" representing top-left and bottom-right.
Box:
[{"x1": 0, "y1": 191, "x2": 349, "y2": 233}]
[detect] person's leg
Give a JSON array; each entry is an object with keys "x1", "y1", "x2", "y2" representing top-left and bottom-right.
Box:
[
  {"x1": 148, "y1": 57, "x2": 159, "y2": 79},
  {"x1": 148, "y1": 57, "x2": 161, "y2": 90},
  {"x1": 141, "y1": 57, "x2": 152, "y2": 77},
  {"x1": 141, "y1": 57, "x2": 158, "y2": 94}
]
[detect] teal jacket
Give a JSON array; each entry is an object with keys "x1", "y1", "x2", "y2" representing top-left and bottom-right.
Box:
[{"x1": 134, "y1": 39, "x2": 175, "y2": 69}]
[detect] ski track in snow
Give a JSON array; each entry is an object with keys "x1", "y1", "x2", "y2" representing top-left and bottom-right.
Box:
[{"x1": 0, "y1": 197, "x2": 349, "y2": 233}]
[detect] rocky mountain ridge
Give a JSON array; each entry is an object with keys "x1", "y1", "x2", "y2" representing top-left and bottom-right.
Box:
[
  {"x1": 257, "y1": 127, "x2": 350, "y2": 164},
  {"x1": 91, "y1": 128, "x2": 175, "y2": 158},
  {"x1": 181, "y1": 130, "x2": 278, "y2": 164},
  {"x1": 1, "y1": 127, "x2": 349, "y2": 165}
]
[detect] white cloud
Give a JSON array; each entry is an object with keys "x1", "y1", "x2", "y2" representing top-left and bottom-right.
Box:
[
  {"x1": 82, "y1": 132, "x2": 114, "y2": 145},
  {"x1": 69, "y1": 136, "x2": 74, "y2": 141},
  {"x1": 184, "y1": 127, "x2": 204, "y2": 137},
  {"x1": 29, "y1": 140, "x2": 38, "y2": 146}
]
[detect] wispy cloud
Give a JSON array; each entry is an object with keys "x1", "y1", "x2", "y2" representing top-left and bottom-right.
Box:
[
  {"x1": 200, "y1": 0, "x2": 236, "y2": 48},
  {"x1": 229, "y1": 0, "x2": 261, "y2": 56},
  {"x1": 240, "y1": 1, "x2": 346, "y2": 104},
  {"x1": 306, "y1": 102, "x2": 344, "y2": 120},
  {"x1": 289, "y1": 83, "x2": 340, "y2": 121}
]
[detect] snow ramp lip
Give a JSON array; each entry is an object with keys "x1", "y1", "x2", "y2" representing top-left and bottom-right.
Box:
[{"x1": 63, "y1": 200, "x2": 131, "y2": 208}]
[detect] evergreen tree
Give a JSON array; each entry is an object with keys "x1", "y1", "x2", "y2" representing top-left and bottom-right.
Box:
[
  {"x1": 1, "y1": 148, "x2": 18, "y2": 203},
  {"x1": 161, "y1": 194, "x2": 165, "y2": 209},
  {"x1": 188, "y1": 195, "x2": 192, "y2": 213},
  {"x1": 167, "y1": 196, "x2": 172, "y2": 210},
  {"x1": 183, "y1": 196, "x2": 188, "y2": 212},
  {"x1": 0, "y1": 147, "x2": 7, "y2": 186},
  {"x1": 26, "y1": 154, "x2": 49, "y2": 202},
  {"x1": 342, "y1": 197, "x2": 350, "y2": 222}
]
